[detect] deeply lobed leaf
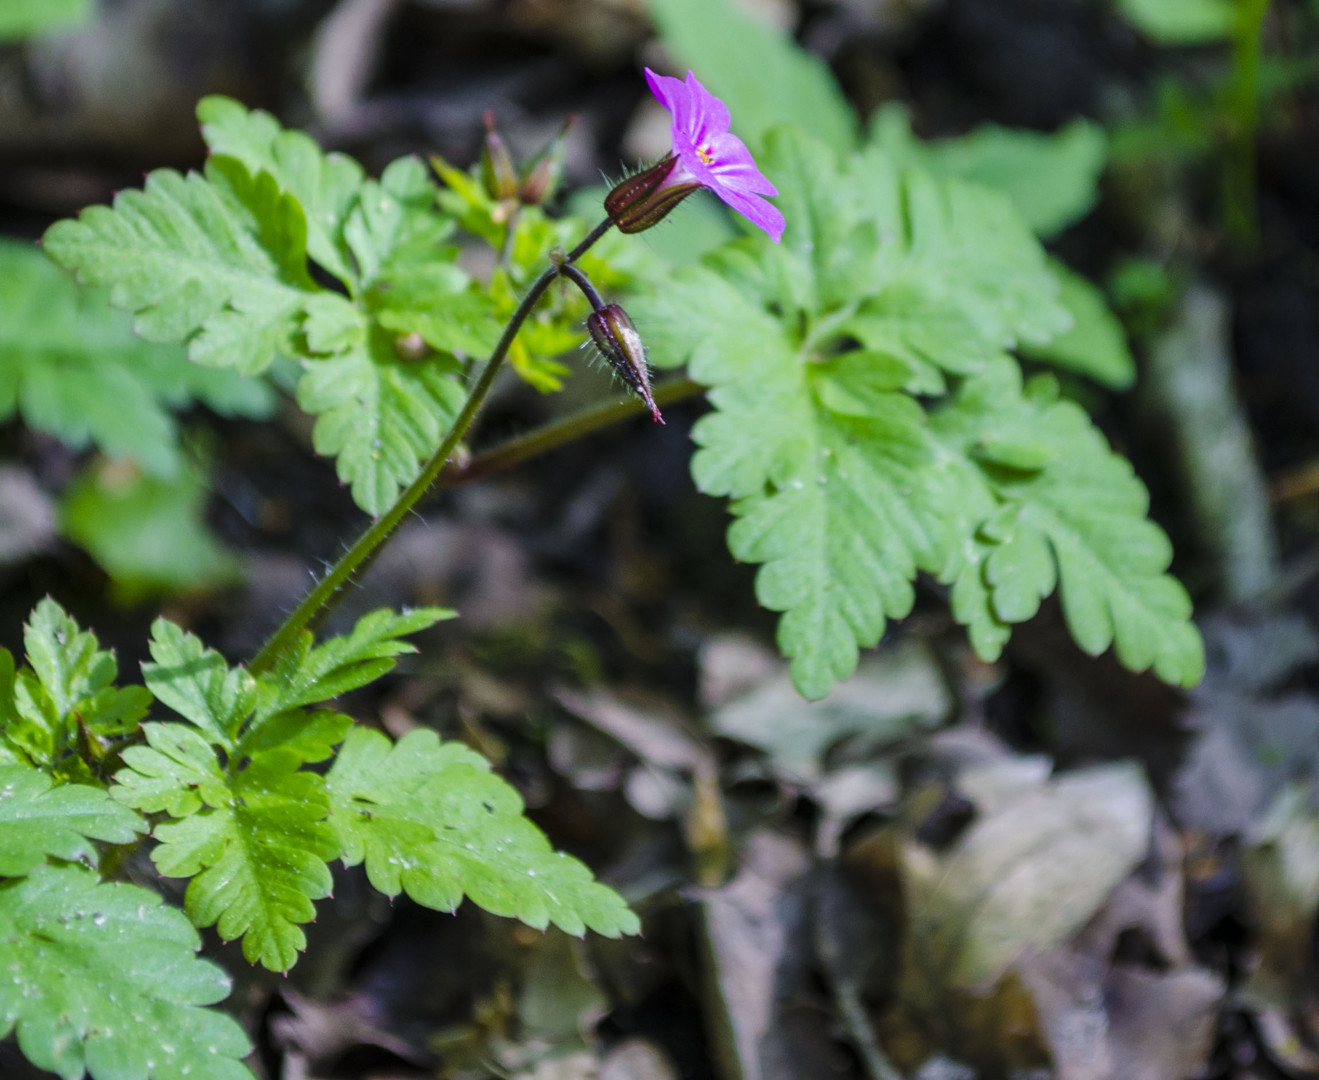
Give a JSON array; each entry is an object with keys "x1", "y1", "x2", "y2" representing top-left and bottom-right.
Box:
[
  {"x1": 634, "y1": 126, "x2": 1200, "y2": 696},
  {"x1": 931, "y1": 360, "x2": 1205, "y2": 685},
  {"x1": 143, "y1": 620, "x2": 257, "y2": 751},
  {"x1": 328, "y1": 728, "x2": 640, "y2": 938},
  {"x1": 250, "y1": 606, "x2": 454, "y2": 729},
  {"x1": 110, "y1": 609, "x2": 473, "y2": 971},
  {"x1": 122, "y1": 742, "x2": 339, "y2": 972},
  {"x1": 198, "y1": 95, "x2": 365, "y2": 288}
]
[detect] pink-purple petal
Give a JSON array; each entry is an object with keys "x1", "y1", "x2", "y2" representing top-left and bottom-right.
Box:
[
  {"x1": 705, "y1": 133, "x2": 778, "y2": 196},
  {"x1": 644, "y1": 69, "x2": 699, "y2": 141},
  {"x1": 717, "y1": 188, "x2": 786, "y2": 243},
  {"x1": 644, "y1": 66, "x2": 784, "y2": 243},
  {"x1": 682, "y1": 70, "x2": 731, "y2": 144}
]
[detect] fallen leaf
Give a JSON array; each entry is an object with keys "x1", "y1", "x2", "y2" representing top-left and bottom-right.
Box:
[
  {"x1": 712, "y1": 639, "x2": 952, "y2": 783},
  {"x1": 902, "y1": 761, "x2": 1153, "y2": 991}
]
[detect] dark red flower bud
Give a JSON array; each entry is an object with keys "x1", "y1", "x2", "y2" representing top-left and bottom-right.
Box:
[
  {"x1": 604, "y1": 156, "x2": 700, "y2": 234},
  {"x1": 587, "y1": 304, "x2": 662, "y2": 423},
  {"x1": 480, "y1": 110, "x2": 518, "y2": 202},
  {"x1": 519, "y1": 115, "x2": 573, "y2": 207}
]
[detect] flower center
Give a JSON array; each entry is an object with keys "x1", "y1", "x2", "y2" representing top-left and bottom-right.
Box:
[{"x1": 696, "y1": 145, "x2": 714, "y2": 165}]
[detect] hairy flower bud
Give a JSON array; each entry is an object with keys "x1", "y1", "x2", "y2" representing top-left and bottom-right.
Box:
[
  {"x1": 519, "y1": 116, "x2": 572, "y2": 207},
  {"x1": 603, "y1": 156, "x2": 700, "y2": 235},
  {"x1": 587, "y1": 304, "x2": 662, "y2": 423},
  {"x1": 480, "y1": 111, "x2": 518, "y2": 202}
]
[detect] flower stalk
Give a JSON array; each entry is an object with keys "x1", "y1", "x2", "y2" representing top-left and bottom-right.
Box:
[
  {"x1": 250, "y1": 69, "x2": 782, "y2": 675},
  {"x1": 248, "y1": 217, "x2": 615, "y2": 676}
]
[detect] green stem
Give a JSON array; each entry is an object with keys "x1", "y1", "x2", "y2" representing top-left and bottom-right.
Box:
[
  {"x1": 248, "y1": 217, "x2": 615, "y2": 676},
  {"x1": 434, "y1": 375, "x2": 702, "y2": 490}
]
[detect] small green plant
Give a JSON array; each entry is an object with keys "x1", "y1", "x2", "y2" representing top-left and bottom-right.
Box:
[{"x1": 2, "y1": 36, "x2": 1205, "y2": 1080}]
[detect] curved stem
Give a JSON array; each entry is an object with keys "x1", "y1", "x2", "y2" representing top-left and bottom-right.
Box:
[
  {"x1": 248, "y1": 217, "x2": 615, "y2": 675},
  {"x1": 557, "y1": 262, "x2": 605, "y2": 311}
]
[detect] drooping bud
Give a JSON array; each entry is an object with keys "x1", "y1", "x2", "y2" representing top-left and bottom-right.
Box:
[
  {"x1": 587, "y1": 304, "x2": 663, "y2": 423},
  {"x1": 519, "y1": 115, "x2": 573, "y2": 207},
  {"x1": 603, "y1": 156, "x2": 700, "y2": 235},
  {"x1": 480, "y1": 110, "x2": 518, "y2": 202}
]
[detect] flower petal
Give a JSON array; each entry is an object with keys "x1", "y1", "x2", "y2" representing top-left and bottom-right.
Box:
[
  {"x1": 642, "y1": 65, "x2": 784, "y2": 242},
  {"x1": 704, "y1": 132, "x2": 779, "y2": 196},
  {"x1": 682, "y1": 70, "x2": 731, "y2": 146},
  {"x1": 713, "y1": 187, "x2": 785, "y2": 243},
  {"x1": 645, "y1": 68, "x2": 698, "y2": 142}
]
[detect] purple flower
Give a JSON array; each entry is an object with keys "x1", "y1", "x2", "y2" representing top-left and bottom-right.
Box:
[{"x1": 643, "y1": 68, "x2": 784, "y2": 243}]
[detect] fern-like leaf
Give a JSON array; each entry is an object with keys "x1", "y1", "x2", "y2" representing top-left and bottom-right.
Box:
[
  {"x1": 0, "y1": 864, "x2": 253, "y2": 1080},
  {"x1": 116, "y1": 737, "x2": 338, "y2": 972},
  {"x1": 142, "y1": 619, "x2": 257, "y2": 752},
  {"x1": 197, "y1": 95, "x2": 365, "y2": 289},
  {"x1": 296, "y1": 339, "x2": 468, "y2": 514},
  {"x1": 112, "y1": 610, "x2": 450, "y2": 970},
  {"x1": 931, "y1": 359, "x2": 1205, "y2": 685},
  {"x1": 328, "y1": 728, "x2": 640, "y2": 938},
  {"x1": 251, "y1": 607, "x2": 453, "y2": 727},
  {"x1": 42, "y1": 157, "x2": 315, "y2": 376}
]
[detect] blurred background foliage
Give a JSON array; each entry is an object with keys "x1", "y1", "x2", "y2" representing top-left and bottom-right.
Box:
[{"x1": 2, "y1": 0, "x2": 1319, "y2": 1078}]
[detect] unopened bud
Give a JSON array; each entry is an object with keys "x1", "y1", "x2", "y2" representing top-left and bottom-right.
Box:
[
  {"x1": 587, "y1": 304, "x2": 662, "y2": 423},
  {"x1": 519, "y1": 115, "x2": 572, "y2": 207},
  {"x1": 480, "y1": 110, "x2": 518, "y2": 202},
  {"x1": 604, "y1": 156, "x2": 700, "y2": 234}
]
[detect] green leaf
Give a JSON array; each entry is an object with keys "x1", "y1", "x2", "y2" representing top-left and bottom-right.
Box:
[
  {"x1": 110, "y1": 608, "x2": 449, "y2": 970},
  {"x1": 635, "y1": 129, "x2": 1066, "y2": 696},
  {"x1": 112, "y1": 723, "x2": 232, "y2": 819},
  {"x1": 197, "y1": 96, "x2": 365, "y2": 288},
  {"x1": 24, "y1": 598, "x2": 117, "y2": 726},
  {"x1": 1022, "y1": 261, "x2": 1137, "y2": 389},
  {"x1": 0, "y1": 864, "x2": 253, "y2": 1080},
  {"x1": 375, "y1": 286, "x2": 500, "y2": 358},
  {"x1": 59, "y1": 457, "x2": 243, "y2": 601},
  {"x1": 0, "y1": 0, "x2": 92, "y2": 40},
  {"x1": 328, "y1": 728, "x2": 640, "y2": 937},
  {"x1": 0, "y1": 601, "x2": 150, "y2": 770},
  {"x1": 0, "y1": 240, "x2": 271, "y2": 477},
  {"x1": 145, "y1": 749, "x2": 338, "y2": 972},
  {"x1": 251, "y1": 607, "x2": 454, "y2": 728},
  {"x1": 871, "y1": 106, "x2": 1108, "y2": 238},
  {"x1": 42, "y1": 157, "x2": 315, "y2": 376},
  {"x1": 643, "y1": 0, "x2": 856, "y2": 156},
  {"x1": 142, "y1": 620, "x2": 257, "y2": 751},
  {"x1": 290, "y1": 157, "x2": 478, "y2": 514},
  {"x1": 931, "y1": 359, "x2": 1205, "y2": 685},
  {"x1": 297, "y1": 336, "x2": 467, "y2": 514},
  {"x1": 346, "y1": 156, "x2": 452, "y2": 288},
  {"x1": 1116, "y1": 0, "x2": 1236, "y2": 44},
  {"x1": 0, "y1": 767, "x2": 144, "y2": 875},
  {"x1": 236, "y1": 709, "x2": 353, "y2": 765}
]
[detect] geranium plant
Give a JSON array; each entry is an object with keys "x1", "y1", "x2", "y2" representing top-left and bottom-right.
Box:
[{"x1": 0, "y1": 60, "x2": 1202, "y2": 1080}]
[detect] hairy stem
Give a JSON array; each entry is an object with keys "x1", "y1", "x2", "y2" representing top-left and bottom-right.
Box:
[{"x1": 248, "y1": 217, "x2": 615, "y2": 675}]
